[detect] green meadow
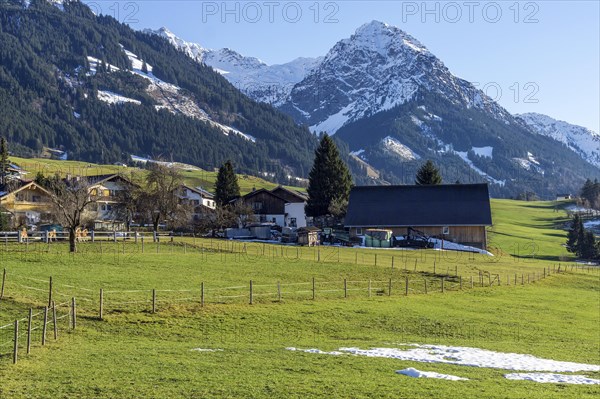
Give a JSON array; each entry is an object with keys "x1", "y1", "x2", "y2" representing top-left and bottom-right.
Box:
[
  {"x1": 10, "y1": 157, "x2": 303, "y2": 195},
  {"x1": 0, "y1": 199, "x2": 598, "y2": 398}
]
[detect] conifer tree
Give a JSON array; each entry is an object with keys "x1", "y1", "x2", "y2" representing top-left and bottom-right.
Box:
[
  {"x1": 214, "y1": 160, "x2": 240, "y2": 206},
  {"x1": 415, "y1": 160, "x2": 442, "y2": 185},
  {"x1": 0, "y1": 137, "x2": 9, "y2": 186},
  {"x1": 581, "y1": 231, "x2": 598, "y2": 260},
  {"x1": 305, "y1": 134, "x2": 352, "y2": 218},
  {"x1": 566, "y1": 214, "x2": 582, "y2": 254}
]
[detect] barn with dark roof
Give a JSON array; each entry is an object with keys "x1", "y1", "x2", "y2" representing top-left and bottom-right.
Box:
[{"x1": 345, "y1": 184, "x2": 493, "y2": 249}]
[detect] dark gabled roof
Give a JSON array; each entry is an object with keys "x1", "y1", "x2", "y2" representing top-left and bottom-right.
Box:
[
  {"x1": 271, "y1": 186, "x2": 307, "y2": 203},
  {"x1": 241, "y1": 188, "x2": 287, "y2": 202},
  {"x1": 345, "y1": 184, "x2": 492, "y2": 227}
]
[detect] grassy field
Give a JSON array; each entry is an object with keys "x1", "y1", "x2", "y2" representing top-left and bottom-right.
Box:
[
  {"x1": 10, "y1": 156, "x2": 304, "y2": 195},
  {"x1": 0, "y1": 200, "x2": 598, "y2": 398}
]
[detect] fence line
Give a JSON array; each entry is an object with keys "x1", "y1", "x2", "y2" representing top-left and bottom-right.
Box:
[{"x1": 0, "y1": 300, "x2": 76, "y2": 365}]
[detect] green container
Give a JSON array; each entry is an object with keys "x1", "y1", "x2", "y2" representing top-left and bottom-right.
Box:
[{"x1": 365, "y1": 236, "x2": 373, "y2": 247}]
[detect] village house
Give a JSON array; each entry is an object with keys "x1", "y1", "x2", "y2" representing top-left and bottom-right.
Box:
[
  {"x1": 0, "y1": 180, "x2": 53, "y2": 228},
  {"x1": 175, "y1": 185, "x2": 216, "y2": 223},
  {"x1": 236, "y1": 186, "x2": 308, "y2": 228},
  {"x1": 87, "y1": 174, "x2": 137, "y2": 230},
  {"x1": 345, "y1": 184, "x2": 493, "y2": 250}
]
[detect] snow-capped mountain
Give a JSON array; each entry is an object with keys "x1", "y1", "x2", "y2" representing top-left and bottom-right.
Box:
[
  {"x1": 517, "y1": 113, "x2": 600, "y2": 168},
  {"x1": 144, "y1": 20, "x2": 600, "y2": 197},
  {"x1": 280, "y1": 20, "x2": 511, "y2": 134},
  {"x1": 144, "y1": 27, "x2": 322, "y2": 105}
]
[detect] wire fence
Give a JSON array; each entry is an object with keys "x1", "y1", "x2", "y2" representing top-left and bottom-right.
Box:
[
  {"x1": 0, "y1": 300, "x2": 74, "y2": 365},
  {"x1": 0, "y1": 263, "x2": 574, "y2": 326}
]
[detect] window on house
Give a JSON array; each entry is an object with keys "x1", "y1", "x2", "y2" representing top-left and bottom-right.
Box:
[
  {"x1": 442, "y1": 226, "x2": 450, "y2": 235},
  {"x1": 252, "y1": 202, "x2": 263, "y2": 211},
  {"x1": 32, "y1": 196, "x2": 41, "y2": 203},
  {"x1": 289, "y1": 218, "x2": 297, "y2": 227},
  {"x1": 356, "y1": 228, "x2": 363, "y2": 235}
]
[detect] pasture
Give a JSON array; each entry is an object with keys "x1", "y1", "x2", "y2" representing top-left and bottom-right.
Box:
[{"x1": 0, "y1": 200, "x2": 598, "y2": 398}]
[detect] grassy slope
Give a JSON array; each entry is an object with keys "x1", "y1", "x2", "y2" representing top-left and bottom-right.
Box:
[
  {"x1": 0, "y1": 197, "x2": 597, "y2": 397},
  {"x1": 10, "y1": 157, "x2": 304, "y2": 194}
]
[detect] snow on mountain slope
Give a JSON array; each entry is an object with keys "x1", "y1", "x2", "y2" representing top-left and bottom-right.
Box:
[
  {"x1": 144, "y1": 27, "x2": 322, "y2": 106},
  {"x1": 517, "y1": 113, "x2": 600, "y2": 167},
  {"x1": 381, "y1": 136, "x2": 419, "y2": 160},
  {"x1": 95, "y1": 44, "x2": 255, "y2": 142},
  {"x1": 282, "y1": 20, "x2": 512, "y2": 134}
]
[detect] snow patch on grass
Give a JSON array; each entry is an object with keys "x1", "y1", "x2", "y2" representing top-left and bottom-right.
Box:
[
  {"x1": 504, "y1": 373, "x2": 600, "y2": 385},
  {"x1": 288, "y1": 344, "x2": 600, "y2": 372},
  {"x1": 397, "y1": 368, "x2": 469, "y2": 381}
]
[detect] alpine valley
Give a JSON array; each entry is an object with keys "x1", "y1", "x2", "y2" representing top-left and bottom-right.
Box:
[{"x1": 1, "y1": 1, "x2": 599, "y2": 197}]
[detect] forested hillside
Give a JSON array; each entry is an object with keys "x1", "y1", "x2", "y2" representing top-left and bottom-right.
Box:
[{"x1": 0, "y1": 0, "x2": 320, "y2": 180}]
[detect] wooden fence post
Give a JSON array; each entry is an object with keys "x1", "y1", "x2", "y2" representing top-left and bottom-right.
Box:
[
  {"x1": 424, "y1": 279, "x2": 428, "y2": 294},
  {"x1": 99, "y1": 289, "x2": 104, "y2": 320},
  {"x1": 0, "y1": 268, "x2": 6, "y2": 300},
  {"x1": 141, "y1": 236, "x2": 144, "y2": 253},
  {"x1": 71, "y1": 297, "x2": 76, "y2": 330},
  {"x1": 27, "y1": 309, "x2": 32, "y2": 354},
  {"x1": 13, "y1": 320, "x2": 18, "y2": 364},
  {"x1": 441, "y1": 277, "x2": 445, "y2": 293},
  {"x1": 344, "y1": 279, "x2": 347, "y2": 298},
  {"x1": 152, "y1": 289, "x2": 156, "y2": 313},
  {"x1": 433, "y1": 260, "x2": 436, "y2": 274},
  {"x1": 375, "y1": 254, "x2": 377, "y2": 266},
  {"x1": 460, "y1": 276, "x2": 463, "y2": 290},
  {"x1": 405, "y1": 276, "x2": 409, "y2": 296},
  {"x1": 52, "y1": 301, "x2": 58, "y2": 340},
  {"x1": 249, "y1": 280, "x2": 253, "y2": 305},
  {"x1": 277, "y1": 282, "x2": 281, "y2": 302},
  {"x1": 521, "y1": 274, "x2": 524, "y2": 285},
  {"x1": 312, "y1": 277, "x2": 315, "y2": 300},
  {"x1": 48, "y1": 276, "x2": 53, "y2": 307},
  {"x1": 201, "y1": 282, "x2": 205, "y2": 307},
  {"x1": 42, "y1": 307, "x2": 48, "y2": 346}
]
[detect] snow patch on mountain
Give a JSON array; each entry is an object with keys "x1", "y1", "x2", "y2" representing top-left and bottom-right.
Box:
[
  {"x1": 518, "y1": 113, "x2": 600, "y2": 168},
  {"x1": 97, "y1": 90, "x2": 141, "y2": 106},
  {"x1": 455, "y1": 151, "x2": 505, "y2": 186},
  {"x1": 117, "y1": 46, "x2": 255, "y2": 142},
  {"x1": 381, "y1": 136, "x2": 419, "y2": 160},
  {"x1": 513, "y1": 152, "x2": 543, "y2": 174},
  {"x1": 472, "y1": 146, "x2": 493, "y2": 159}
]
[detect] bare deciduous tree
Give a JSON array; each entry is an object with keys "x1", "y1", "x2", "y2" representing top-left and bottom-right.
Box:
[
  {"x1": 45, "y1": 176, "x2": 98, "y2": 253},
  {"x1": 137, "y1": 164, "x2": 190, "y2": 232}
]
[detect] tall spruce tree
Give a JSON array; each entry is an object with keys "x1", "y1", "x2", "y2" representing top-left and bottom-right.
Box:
[
  {"x1": 566, "y1": 214, "x2": 582, "y2": 253},
  {"x1": 305, "y1": 134, "x2": 352, "y2": 218},
  {"x1": 0, "y1": 137, "x2": 9, "y2": 186},
  {"x1": 214, "y1": 160, "x2": 240, "y2": 206},
  {"x1": 582, "y1": 231, "x2": 597, "y2": 259},
  {"x1": 415, "y1": 160, "x2": 442, "y2": 185}
]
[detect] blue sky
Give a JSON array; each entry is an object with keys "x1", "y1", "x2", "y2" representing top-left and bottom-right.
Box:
[{"x1": 86, "y1": 1, "x2": 599, "y2": 132}]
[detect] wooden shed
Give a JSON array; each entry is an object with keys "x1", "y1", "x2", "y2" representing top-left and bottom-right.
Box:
[{"x1": 345, "y1": 184, "x2": 493, "y2": 250}]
